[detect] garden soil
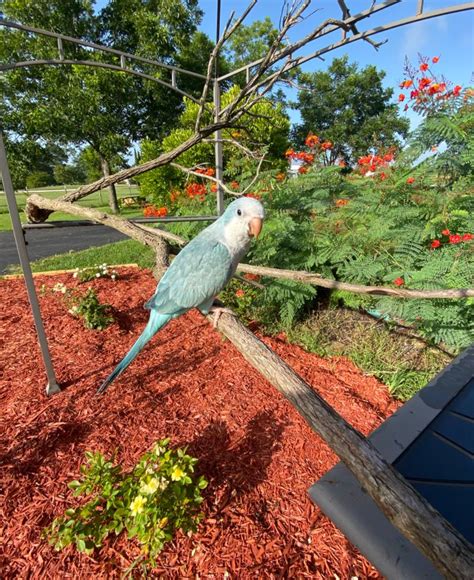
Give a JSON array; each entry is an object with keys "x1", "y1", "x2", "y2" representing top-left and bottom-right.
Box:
[{"x1": 0, "y1": 267, "x2": 400, "y2": 578}]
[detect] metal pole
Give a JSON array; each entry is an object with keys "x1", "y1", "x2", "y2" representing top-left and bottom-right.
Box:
[
  {"x1": 214, "y1": 80, "x2": 224, "y2": 215},
  {"x1": 214, "y1": 0, "x2": 224, "y2": 215},
  {"x1": 0, "y1": 132, "x2": 61, "y2": 395}
]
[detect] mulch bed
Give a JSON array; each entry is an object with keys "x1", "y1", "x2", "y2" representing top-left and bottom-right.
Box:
[{"x1": 0, "y1": 267, "x2": 400, "y2": 578}]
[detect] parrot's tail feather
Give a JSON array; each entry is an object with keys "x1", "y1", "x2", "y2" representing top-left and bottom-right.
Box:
[{"x1": 97, "y1": 312, "x2": 171, "y2": 395}]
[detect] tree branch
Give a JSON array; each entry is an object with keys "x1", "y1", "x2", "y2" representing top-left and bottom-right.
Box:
[
  {"x1": 236, "y1": 263, "x2": 474, "y2": 300},
  {"x1": 209, "y1": 310, "x2": 474, "y2": 579},
  {"x1": 25, "y1": 195, "x2": 474, "y2": 301}
]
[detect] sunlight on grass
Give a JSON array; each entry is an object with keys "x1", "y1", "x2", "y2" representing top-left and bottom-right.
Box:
[
  {"x1": 287, "y1": 308, "x2": 451, "y2": 401},
  {"x1": 4, "y1": 239, "x2": 155, "y2": 274},
  {"x1": 0, "y1": 184, "x2": 143, "y2": 231}
]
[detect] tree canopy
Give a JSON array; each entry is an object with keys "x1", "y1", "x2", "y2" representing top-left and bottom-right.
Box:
[
  {"x1": 292, "y1": 56, "x2": 410, "y2": 165},
  {"x1": 0, "y1": 0, "x2": 205, "y2": 209}
]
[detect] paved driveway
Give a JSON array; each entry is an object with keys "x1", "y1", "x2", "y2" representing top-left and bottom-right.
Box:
[{"x1": 0, "y1": 224, "x2": 127, "y2": 273}]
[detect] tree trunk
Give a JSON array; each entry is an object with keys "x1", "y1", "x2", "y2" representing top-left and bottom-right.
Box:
[
  {"x1": 100, "y1": 156, "x2": 119, "y2": 214},
  {"x1": 210, "y1": 311, "x2": 474, "y2": 579}
]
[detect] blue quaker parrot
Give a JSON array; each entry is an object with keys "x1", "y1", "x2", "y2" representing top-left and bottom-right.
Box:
[{"x1": 97, "y1": 196, "x2": 264, "y2": 394}]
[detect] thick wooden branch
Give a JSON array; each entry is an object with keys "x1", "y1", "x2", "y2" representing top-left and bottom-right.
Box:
[
  {"x1": 24, "y1": 123, "x2": 228, "y2": 223},
  {"x1": 237, "y1": 263, "x2": 474, "y2": 300},
  {"x1": 26, "y1": 194, "x2": 185, "y2": 247},
  {"x1": 25, "y1": 195, "x2": 474, "y2": 300},
  {"x1": 209, "y1": 310, "x2": 474, "y2": 578}
]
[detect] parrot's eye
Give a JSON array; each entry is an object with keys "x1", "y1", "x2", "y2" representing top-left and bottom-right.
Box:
[{"x1": 237, "y1": 209, "x2": 242, "y2": 216}]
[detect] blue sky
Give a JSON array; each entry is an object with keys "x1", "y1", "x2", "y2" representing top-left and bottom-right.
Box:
[{"x1": 198, "y1": 1, "x2": 474, "y2": 130}]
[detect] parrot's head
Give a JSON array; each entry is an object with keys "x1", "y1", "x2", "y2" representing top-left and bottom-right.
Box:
[{"x1": 220, "y1": 197, "x2": 265, "y2": 250}]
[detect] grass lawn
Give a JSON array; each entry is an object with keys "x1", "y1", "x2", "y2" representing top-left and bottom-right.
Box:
[
  {"x1": 3, "y1": 238, "x2": 155, "y2": 274},
  {"x1": 0, "y1": 184, "x2": 144, "y2": 231}
]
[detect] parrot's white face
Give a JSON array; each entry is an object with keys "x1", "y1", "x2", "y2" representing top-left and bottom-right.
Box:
[{"x1": 221, "y1": 197, "x2": 265, "y2": 257}]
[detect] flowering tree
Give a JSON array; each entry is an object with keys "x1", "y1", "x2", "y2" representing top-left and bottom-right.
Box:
[
  {"x1": 400, "y1": 54, "x2": 473, "y2": 188},
  {"x1": 292, "y1": 56, "x2": 409, "y2": 166}
]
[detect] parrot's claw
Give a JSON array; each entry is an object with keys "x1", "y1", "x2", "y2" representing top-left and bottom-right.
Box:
[{"x1": 209, "y1": 306, "x2": 234, "y2": 328}]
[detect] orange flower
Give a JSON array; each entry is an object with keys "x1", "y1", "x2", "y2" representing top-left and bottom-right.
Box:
[
  {"x1": 186, "y1": 183, "x2": 206, "y2": 198},
  {"x1": 441, "y1": 229, "x2": 450, "y2": 236},
  {"x1": 406, "y1": 176, "x2": 415, "y2": 184},
  {"x1": 235, "y1": 289, "x2": 245, "y2": 298},
  {"x1": 400, "y1": 79, "x2": 413, "y2": 89},
  {"x1": 432, "y1": 56, "x2": 439, "y2": 64},
  {"x1": 285, "y1": 148, "x2": 295, "y2": 158},
  {"x1": 453, "y1": 85, "x2": 462, "y2": 96},
  {"x1": 210, "y1": 184, "x2": 218, "y2": 193},
  {"x1": 245, "y1": 192, "x2": 261, "y2": 200},
  {"x1": 230, "y1": 180, "x2": 239, "y2": 189},
  {"x1": 298, "y1": 166, "x2": 308, "y2": 174},
  {"x1": 398, "y1": 94, "x2": 405, "y2": 102},
  {"x1": 394, "y1": 277, "x2": 405, "y2": 286},
  {"x1": 431, "y1": 239, "x2": 441, "y2": 248},
  {"x1": 231, "y1": 130, "x2": 242, "y2": 139},
  {"x1": 420, "y1": 63, "x2": 429, "y2": 71},
  {"x1": 305, "y1": 132, "x2": 319, "y2": 148},
  {"x1": 338, "y1": 160, "x2": 346, "y2": 168},
  {"x1": 379, "y1": 172, "x2": 387, "y2": 181},
  {"x1": 143, "y1": 205, "x2": 168, "y2": 218},
  {"x1": 321, "y1": 141, "x2": 332, "y2": 150},
  {"x1": 419, "y1": 77, "x2": 432, "y2": 89},
  {"x1": 276, "y1": 172, "x2": 286, "y2": 181},
  {"x1": 335, "y1": 198, "x2": 349, "y2": 206}
]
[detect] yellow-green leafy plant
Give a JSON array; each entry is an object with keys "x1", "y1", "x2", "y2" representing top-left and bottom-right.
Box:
[{"x1": 44, "y1": 440, "x2": 207, "y2": 565}]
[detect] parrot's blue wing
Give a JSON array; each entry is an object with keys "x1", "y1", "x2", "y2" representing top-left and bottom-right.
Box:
[{"x1": 145, "y1": 237, "x2": 233, "y2": 314}]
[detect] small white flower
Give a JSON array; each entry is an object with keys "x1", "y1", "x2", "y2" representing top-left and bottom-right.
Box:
[
  {"x1": 96, "y1": 273, "x2": 100, "y2": 278},
  {"x1": 61, "y1": 286, "x2": 67, "y2": 294},
  {"x1": 72, "y1": 272, "x2": 78, "y2": 278},
  {"x1": 111, "y1": 274, "x2": 116, "y2": 281}
]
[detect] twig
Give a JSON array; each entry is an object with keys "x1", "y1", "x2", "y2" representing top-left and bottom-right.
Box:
[{"x1": 26, "y1": 194, "x2": 474, "y2": 301}]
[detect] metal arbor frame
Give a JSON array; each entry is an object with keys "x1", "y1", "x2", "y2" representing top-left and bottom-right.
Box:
[{"x1": 0, "y1": 0, "x2": 473, "y2": 394}]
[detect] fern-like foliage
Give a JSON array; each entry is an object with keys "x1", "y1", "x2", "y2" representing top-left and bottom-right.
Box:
[{"x1": 253, "y1": 149, "x2": 473, "y2": 350}]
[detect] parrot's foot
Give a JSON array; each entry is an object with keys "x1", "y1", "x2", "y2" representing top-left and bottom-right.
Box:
[{"x1": 209, "y1": 306, "x2": 234, "y2": 328}]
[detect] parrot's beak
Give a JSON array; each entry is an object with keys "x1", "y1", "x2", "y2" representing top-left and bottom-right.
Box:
[{"x1": 248, "y1": 217, "x2": 263, "y2": 238}]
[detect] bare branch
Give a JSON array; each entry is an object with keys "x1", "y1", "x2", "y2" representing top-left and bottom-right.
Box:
[
  {"x1": 171, "y1": 153, "x2": 266, "y2": 197},
  {"x1": 202, "y1": 137, "x2": 263, "y2": 159},
  {"x1": 24, "y1": 194, "x2": 474, "y2": 301},
  {"x1": 236, "y1": 264, "x2": 474, "y2": 300}
]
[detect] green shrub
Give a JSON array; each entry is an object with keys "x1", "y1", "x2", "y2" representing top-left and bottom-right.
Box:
[
  {"x1": 244, "y1": 160, "x2": 474, "y2": 350},
  {"x1": 69, "y1": 288, "x2": 115, "y2": 330},
  {"x1": 26, "y1": 170, "x2": 55, "y2": 188},
  {"x1": 43, "y1": 440, "x2": 207, "y2": 566}
]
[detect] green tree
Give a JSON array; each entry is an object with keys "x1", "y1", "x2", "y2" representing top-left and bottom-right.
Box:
[
  {"x1": 3, "y1": 137, "x2": 68, "y2": 189},
  {"x1": 0, "y1": 0, "x2": 203, "y2": 212},
  {"x1": 292, "y1": 56, "x2": 409, "y2": 165},
  {"x1": 139, "y1": 85, "x2": 289, "y2": 205}
]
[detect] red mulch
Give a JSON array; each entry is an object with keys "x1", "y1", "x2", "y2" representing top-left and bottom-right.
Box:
[{"x1": 0, "y1": 267, "x2": 400, "y2": 578}]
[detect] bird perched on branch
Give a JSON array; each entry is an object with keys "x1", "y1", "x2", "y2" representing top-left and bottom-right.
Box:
[{"x1": 97, "y1": 196, "x2": 264, "y2": 394}]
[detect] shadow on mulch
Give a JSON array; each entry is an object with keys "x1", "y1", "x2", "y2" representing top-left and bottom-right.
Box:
[
  {"x1": 0, "y1": 421, "x2": 92, "y2": 477},
  {"x1": 0, "y1": 267, "x2": 399, "y2": 578},
  {"x1": 189, "y1": 409, "x2": 287, "y2": 497}
]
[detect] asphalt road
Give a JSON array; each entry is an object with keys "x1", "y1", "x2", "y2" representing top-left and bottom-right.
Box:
[{"x1": 0, "y1": 224, "x2": 127, "y2": 273}]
